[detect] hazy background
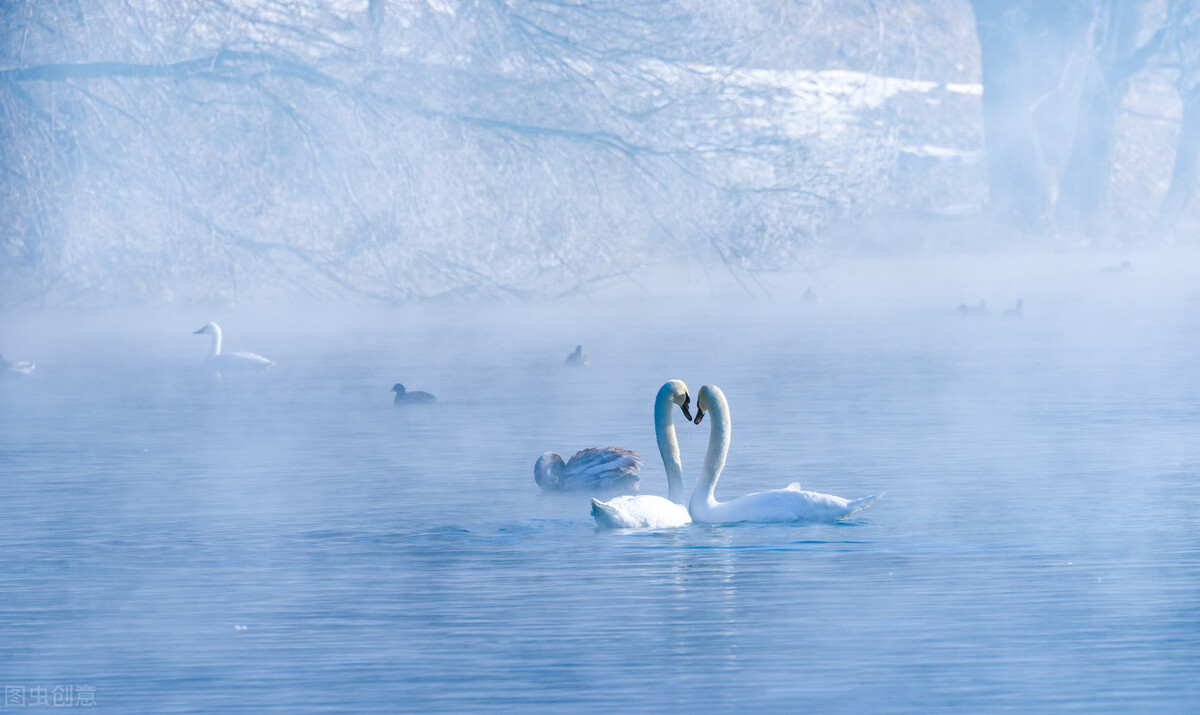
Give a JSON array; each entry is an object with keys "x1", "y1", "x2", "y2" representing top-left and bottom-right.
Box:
[
  {"x1": 2, "y1": 0, "x2": 1198, "y2": 307},
  {"x1": 5, "y1": 4, "x2": 1200, "y2": 710}
]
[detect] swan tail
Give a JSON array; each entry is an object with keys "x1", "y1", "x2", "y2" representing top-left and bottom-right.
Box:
[
  {"x1": 845, "y1": 493, "x2": 883, "y2": 516},
  {"x1": 591, "y1": 498, "x2": 626, "y2": 529}
]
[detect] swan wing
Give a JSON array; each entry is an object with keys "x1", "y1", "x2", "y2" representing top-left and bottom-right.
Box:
[
  {"x1": 216, "y1": 351, "x2": 274, "y2": 368},
  {"x1": 566, "y1": 447, "x2": 641, "y2": 474},
  {"x1": 713, "y1": 487, "x2": 880, "y2": 523},
  {"x1": 592, "y1": 495, "x2": 690, "y2": 529},
  {"x1": 560, "y1": 447, "x2": 642, "y2": 491}
]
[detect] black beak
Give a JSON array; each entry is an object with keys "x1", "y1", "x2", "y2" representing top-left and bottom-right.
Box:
[
  {"x1": 192, "y1": 327, "x2": 204, "y2": 334},
  {"x1": 693, "y1": 408, "x2": 705, "y2": 425},
  {"x1": 679, "y1": 395, "x2": 694, "y2": 422}
]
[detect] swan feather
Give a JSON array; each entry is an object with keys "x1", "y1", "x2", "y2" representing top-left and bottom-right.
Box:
[
  {"x1": 592, "y1": 380, "x2": 694, "y2": 529},
  {"x1": 689, "y1": 384, "x2": 881, "y2": 524},
  {"x1": 591, "y1": 495, "x2": 690, "y2": 529}
]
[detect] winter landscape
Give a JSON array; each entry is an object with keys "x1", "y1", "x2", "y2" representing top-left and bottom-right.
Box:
[{"x1": 3, "y1": 1, "x2": 1200, "y2": 711}]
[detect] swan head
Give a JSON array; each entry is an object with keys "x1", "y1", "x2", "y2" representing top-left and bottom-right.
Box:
[
  {"x1": 693, "y1": 384, "x2": 725, "y2": 425},
  {"x1": 661, "y1": 379, "x2": 694, "y2": 422},
  {"x1": 193, "y1": 322, "x2": 219, "y2": 336},
  {"x1": 533, "y1": 452, "x2": 566, "y2": 490}
]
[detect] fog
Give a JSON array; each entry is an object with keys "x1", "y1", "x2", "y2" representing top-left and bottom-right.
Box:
[
  {"x1": 3, "y1": 0, "x2": 1195, "y2": 307},
  {"x1": 4, "y1": 1, "x2": 1200, "y2": 711}
]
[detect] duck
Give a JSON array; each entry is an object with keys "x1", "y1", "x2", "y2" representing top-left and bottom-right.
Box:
[
  {"x1": 958, "y1": 299, "x2": 987, "y2": 317},
  {"x1": 565, "y1": 345, "x2": 590, "y2": 366},
  {"x1": 393, "y1": 383, "x2": 436, "y2": 405}
]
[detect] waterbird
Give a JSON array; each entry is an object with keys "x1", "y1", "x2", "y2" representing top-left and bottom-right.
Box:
[
  {"x1": 193, "y1": 323, "x2": 273, "y2": 369},
  {"x1": 1002, "y1": 299, "x2": 1024, "y2": 319},
  {"x1": 0, "y1": 354, "x2": 35, "y2": 375},
  {"x1": 686, "y1": 384, "x2": 881, "y2": 524},
  {"x1": 535, "y1": 447, "x2": 641, "y2": 493},
  {"x1": 565, "y1": 345, "x2": 589, "y2": 366},
  {"x1": 392, "y1": 383, "x2": 436, "y2": 405},
  {"x1": 590, "y1": 380, "x2": 695, "y2": 529},
  {"x1": 958, "y1": 299, "x2": 988, "y2": 317}
]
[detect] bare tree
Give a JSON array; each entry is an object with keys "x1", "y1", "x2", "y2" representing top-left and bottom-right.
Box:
[
  {"x1": 1056, "y1": 0, "x2": 1164, "y2": 235},
  {"x1": 1156, "y1": 0, "x2": 1200, "y2": 234},
  {"x1": 0, "y1": 0, "x2": 973, "y2": 307}
]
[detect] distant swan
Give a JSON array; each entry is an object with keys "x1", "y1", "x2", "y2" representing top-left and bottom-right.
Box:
[
  {"x1": 688, "y1": 385, "x2": 881, "y2": 524},
  {"x1": 591, "y1": 380, "x2": 695, "y2": 529},
  {"x1": 1002, "y1": 299, "x2": 1024, "y2": 319},
  {"x1": 393, "y1": 383, "x2": 436, "y2": 404},
  {"x1": 1, "y1": 354, "x2": 35, "y2": 375},
  {"x1": 565, "y1": 345, "x2": 589, "y2": 366},
  {"x1": 535, "y1": 447, "x2": 641, "y2": 493},
  {"x1": 193, "y1": 323, "x2": 273, "y2": 369}
]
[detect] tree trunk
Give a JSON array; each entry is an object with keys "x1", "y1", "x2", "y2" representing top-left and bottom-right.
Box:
[
  {"x1": 969, "y1": 0, "x2": 1095, "y2": 229},
  {"x1": 1157, "y1": 89, "x2": 1200, "y2": 232},
  {"x1": 1056, "y1": 0, "x2": 1160, "y2": 236},
  {"x1": 1057, "y1": 70, "x2": 1120, "y2": 235},
  {"x1": 367, "y1": 0, "x2": 385, "y2": 57},
  {"x1": 971, "y1": 2, "x2": 1051, "y2": 226}
]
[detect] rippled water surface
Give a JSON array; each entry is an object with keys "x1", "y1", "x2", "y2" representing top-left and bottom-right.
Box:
[{"x1": 3, "y1": 254, "x2": 1200, "y2": 712}]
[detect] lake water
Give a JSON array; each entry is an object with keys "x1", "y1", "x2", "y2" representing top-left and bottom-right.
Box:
[{"x1": 2, "y1": 252, "x2": 1200, "y2": 712}]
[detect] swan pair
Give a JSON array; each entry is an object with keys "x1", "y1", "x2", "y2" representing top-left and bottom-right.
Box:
[{"x1": 592, "y1": 381, "x2": 881, "y2": 528}]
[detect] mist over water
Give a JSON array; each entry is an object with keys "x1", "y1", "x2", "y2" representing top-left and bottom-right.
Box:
[
  {"x1": 5, "y1": 1, "x2": 1200, "y2": 708},
  {"x1": 3, "y1": 251, "x2": 1200, "y2": 710}
]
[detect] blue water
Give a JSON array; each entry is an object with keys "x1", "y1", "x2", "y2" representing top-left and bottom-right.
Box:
[{"x1": 3, "y1": 255, "x2": 1200, "y2": 711}]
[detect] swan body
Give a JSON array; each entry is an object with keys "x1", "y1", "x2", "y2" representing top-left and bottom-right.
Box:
[
  {"x1": 193, "y1": 323, "x2": 273, "y2": 369},
  {"x1": 591, "y1": 380, "x2": 694, "y2": 529},
  {"x1": 592, "y1": 494, "x2": 689, "y2": 529},
  {"x1": 535, "y1": 447, "x2": 641, "y2": 492},
  {"x1": 1, "y1": 355, "x2": 35, "y2": 375},
  {"x1": 393, "y1": 383, "x2": 436, "y2": 404},
  {"x1": 688, "y1": 385, "x2": 881, "y2": 524}
]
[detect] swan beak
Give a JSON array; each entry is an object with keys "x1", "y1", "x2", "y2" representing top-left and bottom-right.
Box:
[
  {"x1": 192, "y1": 327, "x2": 205, "y2": 334},
  {"x1": 680, "y1": 396, "x2": 694, "y2": 422},
  {"x1": 693, "y1": 408, "x2": 705, "y2": 425}
]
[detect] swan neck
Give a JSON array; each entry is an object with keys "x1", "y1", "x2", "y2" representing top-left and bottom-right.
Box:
[
  {"x1": 654, "y1": 387, "x2": 685, "y2": 504},
  {"x1": 691, "y1": 390, "x2": 730, "y2": 512},
  {"x1": 208, "y1": 325, "x2": 222, "y2": 358}
]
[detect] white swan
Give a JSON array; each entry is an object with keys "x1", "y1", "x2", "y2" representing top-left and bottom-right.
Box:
[
  {"x1": 193, "y1": 323, "x2": 273, "y2": 369},
  {"x1": 688, "y1": 384, "x2": 881, "y2": 524},
  {"x1": 535, "y1": 447, "x2": 642, "y2": 492},
  {"x1": 590, "y1": 380, "x2": 694, "y2": 529},
  {"x1": 1, "y1": 354, "x2": 35, "y2": 375}
]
